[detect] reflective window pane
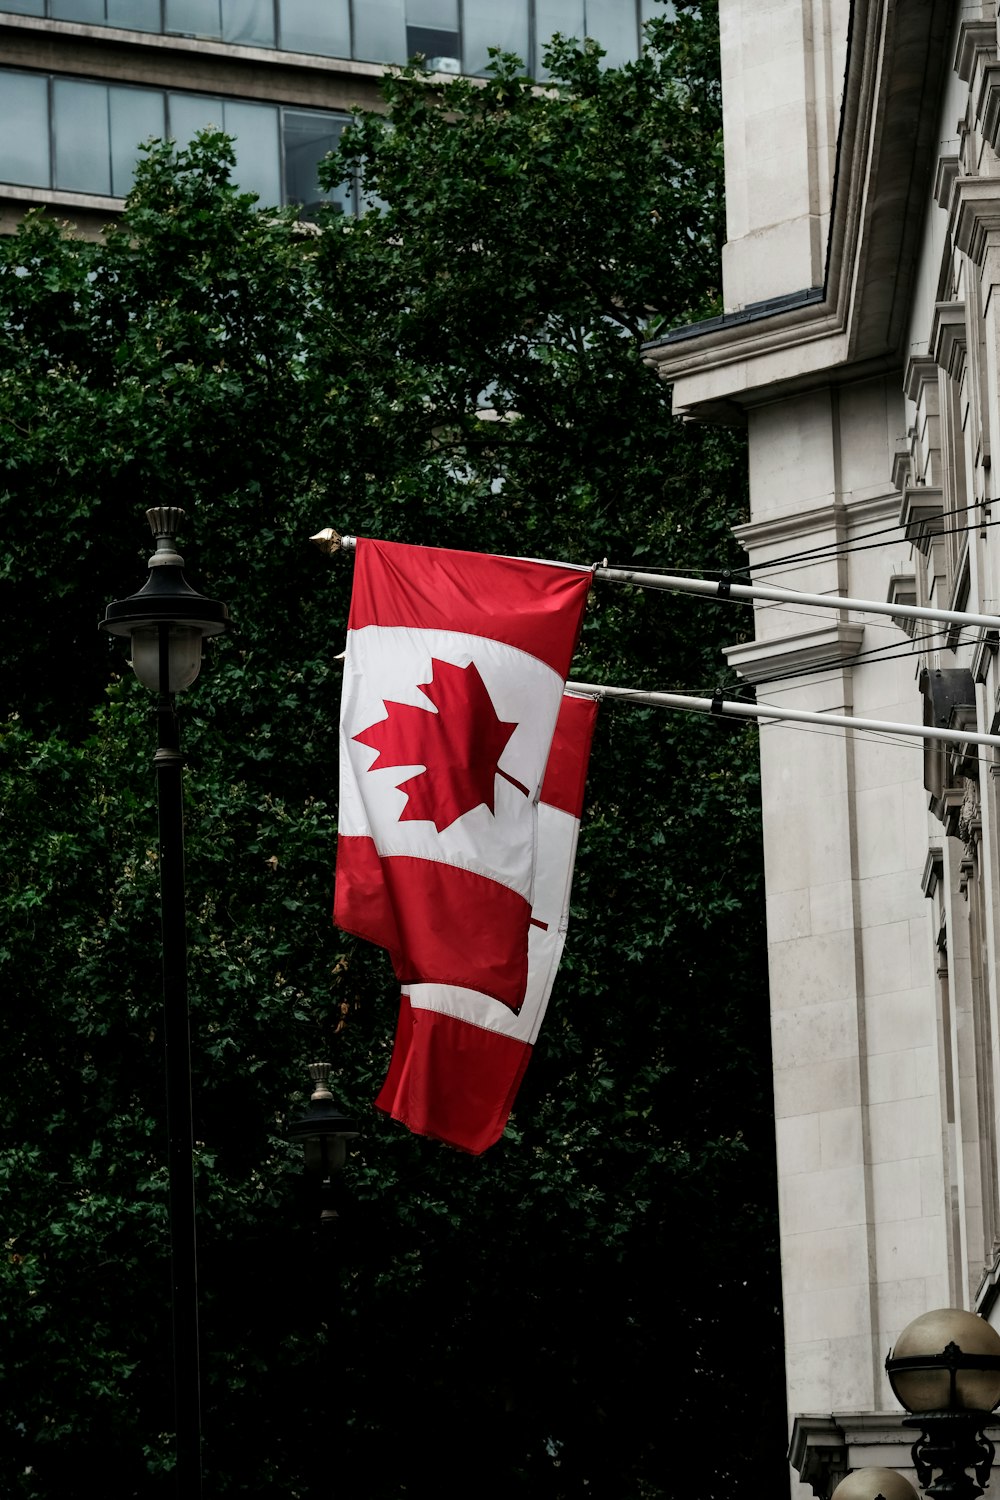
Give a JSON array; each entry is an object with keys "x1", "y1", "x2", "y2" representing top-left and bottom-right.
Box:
[
  {"x1": 640, "y1": 0, "x2": 675, "y2": 22},
  {"x1": 167, "y1": 91, "x2": 225, "y2": 148},
  {"x1": 110, "y1": 85, "x2": 165, "y2": 196},
  {"x1": 223, "y1": 99, "x2": 280, "y2": 204},
  {"x1": 0, "y1": 71, "x2": 50, "y2": 187},
  {"x1": 53, "y1": 77, "x2": 111, "y2": 194},
  {"x1": 0, "y1": 2, "x2": 45, "y2": 14},
  {"x1": 407, "y1": 0, "x2": 457, "y2": 25},
  {"x1": 463, "y1": 0, "x2": 528, "y2": 75},
  {"x1": 586, "y1": 0, "x2": 638, "y2": 67},
  {"x1": 282, "y1": 108, "x2": 348, "y2": 214},
  {"x1": 536, "y1": 0, "x2": 585, "y2": 75},
  {"x1": 107, "y1": 0, "x2": 165, "y2": 29},
  {"x1": 224, "y1": 0, "x2": 275, "y2": 47},
  {"x1": 278, "y1": 0, "x2": 349, "y2": 57},
  {"x1": 51, "y1": 0, "x2": 106, "y2": 22},
  {"x1": 165, "y1": 0, "x2": 221, "y2": 37},
  {"x1": 353, "y1": 0, "x2": 406, "y2": 64},
  {"x1": 405, "y1": 25, "x2": 459, "y2": 64}
]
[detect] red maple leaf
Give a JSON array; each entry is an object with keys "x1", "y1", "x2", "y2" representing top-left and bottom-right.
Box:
[{"x1": 354, "y1": 658, "x2": 528, "y2": 832}]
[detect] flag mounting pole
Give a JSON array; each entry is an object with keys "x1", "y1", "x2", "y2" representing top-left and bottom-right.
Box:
[
  {"x1": 308, "y1": 531, "x2": 1000, "y2": 634},
  {"x1": 590, "y1": 565, "x2": 1000, "y2": 634},
  {"x1": 564, "y1": 681, "x2": 1000, "y2": 752}
]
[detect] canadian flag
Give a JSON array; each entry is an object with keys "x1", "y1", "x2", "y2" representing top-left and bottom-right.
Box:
[
  {"x1": 334, "y1": 537, "x2": 591, "y2": 1011},
  {"x1": 375, "y1": 691, "x2": 598, "y2": 1153}
]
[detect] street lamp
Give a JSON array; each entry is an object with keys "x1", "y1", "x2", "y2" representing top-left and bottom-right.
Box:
[
  {"x1": 831, "y1": 1469, "x2": 918, "y2": 1500},
  {"x1": 885, "y1": 1307, "x2": 1000, "y2": 1499},
  {"x1": 102, "y1": 506, "x2": 229, "y2": 1500},
  {"x1": 289, "y1": 1062, "x2": 359, "y2": 1233}
]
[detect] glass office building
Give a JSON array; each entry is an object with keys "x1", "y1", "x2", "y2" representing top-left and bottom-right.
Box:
[{"x1": 0, "y1": 2, "x2": 669, "y2": 225}]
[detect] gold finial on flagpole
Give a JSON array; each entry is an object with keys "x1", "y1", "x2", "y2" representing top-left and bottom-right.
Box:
[{"x1": 309, "y1": 528, "x2": 343, "y2": 554}]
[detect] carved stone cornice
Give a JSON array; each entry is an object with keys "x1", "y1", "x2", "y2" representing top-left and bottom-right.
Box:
[
  {"x1": 957, "y1": 18, "x2": 997, "y2": 84},
  {"x1": 899, "y1": 484, "x2": 944, "y2": 554},
  {"x1": 977, "y1": 62, "x2": 1000, "y2": 153},
  {"x1": 723, "y1": 621, "x2": 865, "y2": 685},
  {"x1": 951, "y1": 176, "x2": 1000, "y2": 265},
  {"x1": 733, "y1": 494, "x2": 901, "y2": 558},
  {"x1": 647, "y1": 0, "x2": 955, "y2": 419},
  {"x1": 887, "y1": 573, "x2": 917, "y2": 637},
  {"x1": 934, "y1": 153, "x2": 960, "y2": 210},
  {"x1": 789, "y1": 1412, "x2": 928, "y2": 1500},
  {"x1": 930, "y1": 300, "x2": 967, "y2": 382},
  {"x1": 905, "y1": 353, "x2": 940, "y2": 405}
]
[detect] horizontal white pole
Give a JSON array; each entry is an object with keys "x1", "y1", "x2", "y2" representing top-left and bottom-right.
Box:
[
  {"x1": 310, "y1": 531, "x2": 1000, "y2": 635},
  {"x1": 593, "y1": 565, "x2": 1000, "y2": 634},
  {"x1": 565, "y1": 680, "x2": 1000, "y2": 752}
]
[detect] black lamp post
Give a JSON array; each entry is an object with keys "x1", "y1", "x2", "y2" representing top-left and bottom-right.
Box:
[
  {"x1": 885, "y1": 1307, "x2": 1000, "y2": 1499},
  {"x1": 289, "y1": 1063, "x2": 359, "y2": 1233},
  {"x1": 102, "y1": 507, "x2": 229, "y2": 1499}
]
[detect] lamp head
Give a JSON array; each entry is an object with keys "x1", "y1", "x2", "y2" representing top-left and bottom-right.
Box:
[
  {"x1": 830, "y1": 1468, "x2": 919, "y2": 1500},
  {"x1": 102, "y1": 508, "x2": 229, "y2": 693},
  {"x1": 886, "y1": 1308, "x2": 1000, "y2": 1416}
]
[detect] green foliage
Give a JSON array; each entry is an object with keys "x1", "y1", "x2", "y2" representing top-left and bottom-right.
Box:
[{"x1": 0, "y1": 5, "x2": 783, "y2": 1494}]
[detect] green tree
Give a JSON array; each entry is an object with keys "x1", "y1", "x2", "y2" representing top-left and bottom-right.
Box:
[{"x1": 0, "y1": 5, "x2": 783, "y2": 1495}]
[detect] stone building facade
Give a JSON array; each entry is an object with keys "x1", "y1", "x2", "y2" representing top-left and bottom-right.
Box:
[{"x1": 645, "y1": 0, "x2": 1000, "y2": 1493}]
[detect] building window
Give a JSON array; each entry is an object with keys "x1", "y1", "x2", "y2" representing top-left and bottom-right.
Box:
[
  {"x1": 0, "y1": 67, "x2": 349, "y2": 213},
  {"x1": 0, "y1": 1, "x2": 651, "y2": 74},
  {"x1": 164, "y1": 0, "x2": 275, "y2": 46}
]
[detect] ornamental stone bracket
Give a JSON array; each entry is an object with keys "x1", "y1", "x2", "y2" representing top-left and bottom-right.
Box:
[
  {"x1": 790, "y1": 1410, "x2": 1000, "y2": 1500},
  {"x1": 789, "y1": 1413, "x2": 916, "y2": 1499},
  {"x1": 950, "y1": 176, "x2": 1000, "y2": 267},
  {"x1": 723, "y1": 621, "x2": 866, "y2": 688},
  {"x1": 930, "y1": 300, "x2": 968, "y2": 383}
]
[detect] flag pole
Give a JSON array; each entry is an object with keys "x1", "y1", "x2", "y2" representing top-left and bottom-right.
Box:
[
  {"x1": 310, "y1": 530, "x2": 1000, "y2": 749},
  {"x1": 309, "y1": 530, "x2": 1000, "y2": 635},
  {"x1": 564, "y1": 681, "x2": 1000, "y2": 752}
]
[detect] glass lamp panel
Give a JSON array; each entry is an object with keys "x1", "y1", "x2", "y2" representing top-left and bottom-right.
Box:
[
  {"x1": 53, "y1": 78, "x2": 111, "y2": 195},
  {"x1": 130, "y1": 626, "x2": 203, "y2": 692},
  {"x1": 278, "y1": 0, "x2": 350, "y2": 56},
  {"x1": 353, "y1": 0, "x2": 406, "y2": 63},
  {"x1": 586, "y1": 0, "x2": 639, "y2": 67},
  {"x1": 110, "y1": 85, "x2": 165, "y2": 196},
  {"x1": 890, "y1": 1308, "x2": 1000, "y2": 1414},
  {"x1": 165, "y1": 0, "x2": 221, "y2": 36},
  {"x1": 223, "y1": 0, "x2": 275, "y2": 46},
  {"x1": 463, "y1": 0, "x2": 528, "y2": 75},
  {"x1": 282, "y1": 109, "x2": 349, "y2": 214},
  {"x1": 223, "y1": 99, "x2": 280, "y2": 203},
  {"x1": 107, "y1": 0, "x2": 161, "y2": 31},
  {"x1": 831, "y1": 1470, "x2": 919, "y2": 1500},
  {"x1": 0, "y1": 72, "x2": 51, "y2": 187}
]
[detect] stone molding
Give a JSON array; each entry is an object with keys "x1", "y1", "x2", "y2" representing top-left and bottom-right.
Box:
[
  {"x1": 898, "y1": 485, "x2": 944, "y2": 554},
  {"x1": 647, "y1": 0, "x2": 955, "y2": 418},
  {"x1": 789, "y1": 1412, "x2": 923, "y2": 1500},
  {"x1": 732, "y1": 494, "x2": 902, "y2": 558},
  {"x1": 956, "y1": 17, "x2": 997, "y2": 84},
  {"x1": 934, "y1": 153, "x2": 960, "y2": 211},
  {"x1": 930, "y1": 301, "x2": 968, "y2": 383},
  {"x1": 951, "y1": 176, "x2": 1000, "y2": 266},
  {"x1": 724, "y1": 621, "x2": 866, "y2": 685}
]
